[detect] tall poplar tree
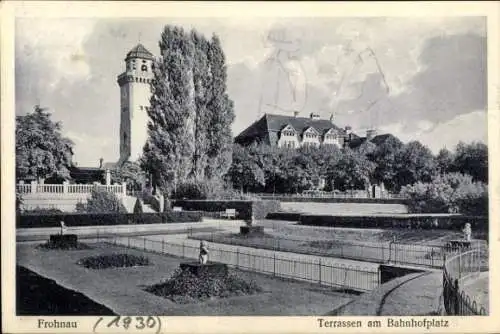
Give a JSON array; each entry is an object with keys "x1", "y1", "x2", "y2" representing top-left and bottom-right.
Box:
[
  {"x1": 205, "y1": 35, "x2": 235, "y2": 179},
  {"x1": 142, "y1": 26, "x2": 235, "y2": 195},
  {"x1": 191, "y1": 30, "x2": 212, "y2": 181},
  {"x1": 142, "y1": 26, "x2": 195, "y2": 192}
]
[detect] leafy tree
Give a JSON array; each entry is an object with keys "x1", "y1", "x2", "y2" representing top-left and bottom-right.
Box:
[
  {"x1": 227, "y1": 144, "x2": 265, "y2": 193},
  {"x1": 111, "y1": 161, "x2": 146, "y2": 192},
  {"x1": 143, "y1": 26, "x2": 235, "y2": 195},
  {"x1": 326, "y1": 149, "x2": 375, "y2": 191},
  {"x1": 393, "y1": 141, "x2": 437, "y2": 191},
  {"x1": 436, "y1": 148, "x2": 454, "y2": 174},
  {"x1": 205, "y1": 35, "x2": 235, "y2": 180},
  {"x1": 191, "y1": 30, "x2": 211, "y2": 181},
  {"x1": 16, "y1": 105, "x2": 74, "y2": 182},
  {"x1": 451, "y1": 141, "x2": 488, "y2": 183},
  {"x1": 367, "y1": 136, "x2": 404, "y2": 191},
  {"x1": 142, "y1": 26, "x2": 196, "y2": 194}
]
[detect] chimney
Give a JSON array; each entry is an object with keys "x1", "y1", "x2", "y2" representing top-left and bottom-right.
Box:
[
  {"x1": 293, "y1": 111, "x2": 300, "y2": 118},
  {"x1": 99, "y1": 158, "x2": 103, "y2": 169},
  {"x1": 366, "y1": 129, "x2": 377, "y2": 141},
  {"x1": 344, "y1": 126, "x2": 353, "y2": 141},
  {"x1": 310, "y1": 112, "x2": 320, "y2": 120}
]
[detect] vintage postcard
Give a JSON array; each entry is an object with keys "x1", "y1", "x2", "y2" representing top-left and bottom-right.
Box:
[{"x1": 2, "y1": 1, "x2": 499, "y2": 333}]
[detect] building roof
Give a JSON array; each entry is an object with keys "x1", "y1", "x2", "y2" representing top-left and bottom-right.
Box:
[
  {"x1": 125, "y1": 44, "x2": 154, "y2": 61},
  {"x1": 235, "y1": 113, "x2": 345, "y2": 143},
  {"x1": 69, "y1": 166, "x2": 105, "y2": 184},
  {"x1": 348, "y1": 133, "x2": 400, "y2": 149}
]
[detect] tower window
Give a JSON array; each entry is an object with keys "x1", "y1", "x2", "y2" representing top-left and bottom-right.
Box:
[{"x1": 141, "y1": 65, "x2": 148, "y2": 71}]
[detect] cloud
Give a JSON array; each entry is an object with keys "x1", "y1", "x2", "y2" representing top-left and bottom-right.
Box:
[
  {"x1": 379, "y1": 110, "x2": 487, "y2": 153},
  {"x1": 15, "y1": 17, "x2": 487, "y2": 165},
  {"x1": 65, "y1": 131, "x2": 116, "y2": 167}
]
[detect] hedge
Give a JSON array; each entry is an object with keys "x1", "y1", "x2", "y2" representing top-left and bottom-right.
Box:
[
  {"x1": 17, "y1": 211, "x2": 203, "y2": 228},
  {"x1": 266, "y1": 212, "x2": 302, "y2": 221},
  {"x1": 299, "y1": 214, "x2": 488, "y2": 232},
  {"x1": 259, "y1": 196, "x2": 408, "y2": 205},
  {"x1": 171, "y1": 200, "x2": 281, "y2": 220}
]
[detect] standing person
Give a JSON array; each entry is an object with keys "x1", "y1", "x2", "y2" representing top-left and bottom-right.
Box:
[{"x1": 199, "y1": 241, "x2": 209, "y2": 264}]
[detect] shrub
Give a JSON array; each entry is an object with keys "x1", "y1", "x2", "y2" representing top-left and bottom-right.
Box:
[
  {"x1": 401, "y1": 173, "x2": 488, "y2": 215},
  {"x1": 77, "y1": 253, "x2": 150, "y2": 269},
  {"x1": 173, "y1": 180, "x2": 208, "y2": 200},
  {"x1": 77, "y1": 189, "x2": 127, "y2": 213},
  {"x1": 145, "y1": 267, "x2": 262, "y2": 303},
  {"x1": 172, "y1": 178, "x2": 253, "y2": 200},
  {"x1": 21, "y1": 207, "x2": 63, "y2": 215},
  {"x1": 133, "y1": 198, "x2": 143, "y2": 214},
  {"x1": 16, "y1": 193, "x2": 23, "y2": 213}
]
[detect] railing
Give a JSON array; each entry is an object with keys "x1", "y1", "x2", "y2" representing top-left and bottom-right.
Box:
[
  {"x1": 250, "y1": 191, "x2": 405, "y2": 200},
  {"x1": 104, "y1": 235, "x2": 380, "y2": 292},
  {"x1": 189, "y1": 232, "x2": 461, "y2": 269},
  {"x1": 443, "y1": 249, "x2": 488, "y2": 315},
  {"x1": 17, "y1": 183, "x2": 125, "y2": 195}
]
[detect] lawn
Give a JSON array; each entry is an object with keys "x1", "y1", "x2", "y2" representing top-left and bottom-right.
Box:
[
  {"x1": 16, "y1": 242, "x2": 354, "y2": 316},
  {"x1": 279, "y1": 202, "x2": 409, "y2": 215},
  {"x1": 190, "y1": 222, "x2": 490, "y2": 268}
]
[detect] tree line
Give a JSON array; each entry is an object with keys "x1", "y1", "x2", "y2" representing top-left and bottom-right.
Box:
[{"x1": 227, "y1": 138, "x2": 488, "y2": 195}]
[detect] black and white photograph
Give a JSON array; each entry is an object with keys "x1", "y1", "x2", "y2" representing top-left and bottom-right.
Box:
[{"x1": 2, "y1": 1, "x2": 499, "y2": 333}]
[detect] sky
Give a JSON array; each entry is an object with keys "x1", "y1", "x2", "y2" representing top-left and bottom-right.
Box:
[{"x1": 15, "y1": 17, "x2": 487, "y2": 167}]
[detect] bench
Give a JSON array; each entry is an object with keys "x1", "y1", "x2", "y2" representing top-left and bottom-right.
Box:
[
  {"x1": 220, "y1": 208, "x2": 237, "y2": 219},
  {"x1": 173, "y1": 207, "x2": 183, "y2": 212}
]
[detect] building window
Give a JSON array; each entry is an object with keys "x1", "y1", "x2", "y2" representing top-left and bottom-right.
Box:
[{"x1": 141, "y1": 64, "x2": 148, "y2": 71}]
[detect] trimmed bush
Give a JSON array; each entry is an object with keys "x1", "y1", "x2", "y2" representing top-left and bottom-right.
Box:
[
  {"x1": 16, "y1": 211, "x2": 203, "y2": 228},
  {"x1": 133, "y1": 198, "x2": 143, "y2": 214},
  {"x1": 77, "y1": 253, "x2": 150, "y2": 269},
  {"x1": 21, "y1": 207, "x2": 64, "y2": 215},
  {"x1": 172, "y1": 200, "x2": 281, "y2": 220},
  {"x1": 145, "y1": 267, "x2": 262, "y2": 304}
]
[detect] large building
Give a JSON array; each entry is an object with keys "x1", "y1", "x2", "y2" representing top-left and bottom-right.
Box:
[
  {"x1": 117, "y1": 44, "x2": 155, "y2": 165},
  {"x1": 234, "y1": 112, "x2": 399, "y2": 151},
  {"x1": 235, "y1": 113, "x2": 347, "y2": 148}
]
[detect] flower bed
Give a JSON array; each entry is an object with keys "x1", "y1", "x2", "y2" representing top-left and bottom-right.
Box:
[
  {"x1": 145, "y1": 267, "x2": 262, "y2": 304},
  {"x1": 77, "y1": 253, "x2": 150, "y2": 269}
]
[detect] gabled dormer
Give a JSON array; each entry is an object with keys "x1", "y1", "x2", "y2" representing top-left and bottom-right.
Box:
[
  {"x1": 278, "y1": 124, "x2": 299, "y2": 148},
  {"x1": 280, "y1": 124, "x2": 297, "y2": 138},
  {"x1": 302, "y1": 126, "x2": 320, "y2": 139},
  {"x1": 301, "y1": 126, "x2": 320, "y2": 147},
  {"x1": 323, "y1": 128, "x2": 343, "y2": 147}
]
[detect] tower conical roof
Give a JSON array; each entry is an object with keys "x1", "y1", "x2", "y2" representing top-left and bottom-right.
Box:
[{"x1": 125, "y1": 43, "x2": 154, "y2": 60}]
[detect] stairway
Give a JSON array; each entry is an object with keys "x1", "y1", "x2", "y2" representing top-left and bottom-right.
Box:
[{"x1": 122, "y1": 195, "x2": 156, "y2": 213}]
